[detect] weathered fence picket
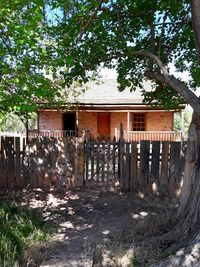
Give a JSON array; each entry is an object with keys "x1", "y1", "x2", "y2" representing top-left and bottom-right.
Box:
[
  {"x1": 0, "y1": 134, "x2": 185, "y2": 192},
  {"x1": 0, "y1": 136, "x2": 82, "y2": 189},
  {"x1": 140, "y1": 140, "x2": 150, "y2": 188},
  {"x1": 84, "y1": 138, "x2": 185, "y2": 192},
  {"x1": 130, "y1": 142, "x2": 137, "y2": 192},
  {"x1": 150, "y1": 141, "x2": 160, "y2": 186},
  {"x1": 169, "y1": 142, "x2": 182, "y2": 187}
]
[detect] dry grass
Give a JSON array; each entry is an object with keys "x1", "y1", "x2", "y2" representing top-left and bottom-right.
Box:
[{"x1": 92, "y1": 244, "x2": 138, "y2": 267}]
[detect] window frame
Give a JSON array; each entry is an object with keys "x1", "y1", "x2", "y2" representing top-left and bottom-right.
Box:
[{"x1": 132, "y1": 112, "x2": 147, "y2": 131}]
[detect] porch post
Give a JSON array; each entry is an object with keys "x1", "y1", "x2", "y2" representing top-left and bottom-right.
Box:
[
  {"x1": 181, "y1": 110, "x2": 184, "y2": 137},
  {"x1": 76, "y1": 111, "x2": 79, "y2": 136},
  {"x1": 127, "y1": 112, "x2": 130, "y2": 142}
]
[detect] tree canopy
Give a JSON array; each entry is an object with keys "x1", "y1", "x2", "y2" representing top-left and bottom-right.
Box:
[
  {"x1": 1, "y1": 0, "x2": 199, "y2": 114},
  {"x1": 2, "y1": 0, "x2": 200, "y2": 260}
]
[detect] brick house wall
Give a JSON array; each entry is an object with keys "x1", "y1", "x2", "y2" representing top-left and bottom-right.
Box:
[
  {"x1": 38, "y1": 110, "x2": 63, "y2": 130},
  {"x1": 111, "y1": 112, "x2": 127, "y2": 137},
  {"x1": 78, "y1": 111, "x2": 98, "y2": 137},
  {"x1": 146, "y1": 112, "x2": 173, "y2": 131},
  {"x1": 38, "y1": 110, "x2": 174, "y2": 137}
]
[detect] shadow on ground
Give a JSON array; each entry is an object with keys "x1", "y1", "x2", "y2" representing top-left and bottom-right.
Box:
[{"x1": 0, "y1": 188, "x2": 178, "y2": 267}]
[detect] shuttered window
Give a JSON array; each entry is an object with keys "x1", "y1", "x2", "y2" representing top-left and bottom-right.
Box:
[{"x1": 133, "y1": 113, "x2": 146, "y2": 131}]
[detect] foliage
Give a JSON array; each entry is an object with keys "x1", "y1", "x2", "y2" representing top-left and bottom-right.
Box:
[
  {"x1": 0, "y1": 112, "x2": 37, "y2": 132},
  {"x1": 39, "y1": 0, "x2": 197, "y2": 108},
  {"x1": 0, "y1": 202, "x2": 51, "y2": 267},
  {"x1": 0, "y1": 0, "x2": 198, "y2": 112},
  {"x1": 0, "y1": 0, "x2": 81, "y2": 113},
  {"x1": 174, "y1": 108, "x2": 192, "y2": 138}
]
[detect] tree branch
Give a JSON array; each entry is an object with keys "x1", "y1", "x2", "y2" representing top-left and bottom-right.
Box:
[
  {"x1": 146, "y1": 70, "x2": 200, "y2": 114},
  {"x1": 129, "y1": 50, "x2": 170, "y2": 79},
  {"x1": 167, "y1": 8, "x2": 190, "y2": 55},
  {"x1": 158, "y1": 12, "x2": 168, "y2": 58},
  {"x1": 111, "y1": 0, "x2": 126, "y2": 42},
  {"x1": 191, "y1": 0, "x2": 200, "y2": 61},
  {"x1": 126, "y1": 49, "x2": 200, "y2": 114},
  {"x1": 148, "y1": 13, "x2": 156, "y2": 70},
  {"x1": 75, "y1": 0, "x2": 103, "y2": 44}
]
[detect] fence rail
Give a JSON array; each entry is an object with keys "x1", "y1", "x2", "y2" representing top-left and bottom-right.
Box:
[
  {"x1": 29, "y1": 130, "x2": 91, "y2": 138},
  {"x1": 115, "y1": 130, "x2": 182, "y2": 142}
]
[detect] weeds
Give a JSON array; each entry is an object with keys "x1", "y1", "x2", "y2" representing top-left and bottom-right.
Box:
[{"x1": 0, "y1": 202, "x2": 51, "y2": 267}]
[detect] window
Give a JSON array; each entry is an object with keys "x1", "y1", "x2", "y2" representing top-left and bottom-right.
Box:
[{"x1": 133, "y1": 113, "x2": 146, "y2": 131}]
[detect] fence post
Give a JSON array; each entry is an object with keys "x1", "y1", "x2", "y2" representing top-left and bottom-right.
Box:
[
  {"x1": 160, "y1": 141, "x2": 169, "y2": 189},
  {"x1": 130, "y1": 141, "x2": 138, "y2": 192},
  {"x1": 139, "y1": 140, "x2": 150, "y2": 189},
  {"x1": 120, "y1": 123, "x2": 124, "y2": 141},
  {"x1": 150, "y1": 141, "x2": 160, "y2": 190},
  {"x1": 119, "y1": 123, "x2": 125, "y2": 191},
  {"x1": 75, "y1": 137, "x2": 84, "y2": 186},
  {"x1": 169, "y1": 142, "x2": 181, "y2": 187}
]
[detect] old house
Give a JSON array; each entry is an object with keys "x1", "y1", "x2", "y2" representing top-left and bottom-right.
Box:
[{"x1": 33, "y1": 79, "x2": 183, "y2": 141}]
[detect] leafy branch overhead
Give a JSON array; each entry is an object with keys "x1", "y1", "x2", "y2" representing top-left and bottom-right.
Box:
[{"x1": 0, "y1": 0, "x2": 199, "y2": 112}]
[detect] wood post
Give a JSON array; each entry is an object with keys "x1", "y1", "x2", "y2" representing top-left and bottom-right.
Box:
[
  {"x1": 130, "y1": 142, "x2": 137, "y2": 192},
  {"x1": 140, "y1": 141, "x2": 150, "y2": 188},
  {"x1": 150, "y1": 141, "x2": 160, "y2": 190}
]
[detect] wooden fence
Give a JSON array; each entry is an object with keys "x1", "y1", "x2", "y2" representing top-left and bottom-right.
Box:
[
  {"x1": 84, "y1": 138, "x2": 186, "y2": 192},
  {"x1": 0, "y1": 135, "x2": 186, "y2": 192},
  {"x1": 0, "y1": 136, "x2": 83, "y2": 189},
  {"x1": 0, "y1": 136, "x2": 26, "y2": 188}
]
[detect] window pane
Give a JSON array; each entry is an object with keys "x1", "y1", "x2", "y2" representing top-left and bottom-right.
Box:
[{"x1": 132, "y1": 113, "x2": 146, "y2": 131}]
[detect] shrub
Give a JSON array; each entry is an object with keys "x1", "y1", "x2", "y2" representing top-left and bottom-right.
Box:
[{"x1": 0, "y1": 202, "x2": 50, "y2": 267}]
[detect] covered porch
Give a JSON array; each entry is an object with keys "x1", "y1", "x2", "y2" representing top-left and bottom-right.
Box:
[
  {"x1": 35, "y1": 109, "x2": 184, "y2": 142},
  {"x1": 29, "y1": 129, "x2": 182, "y2": 142}
]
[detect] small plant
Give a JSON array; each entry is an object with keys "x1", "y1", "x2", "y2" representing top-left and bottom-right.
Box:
[{"x1": 0, "y1": 202, "x2": 51, "y2": 267}]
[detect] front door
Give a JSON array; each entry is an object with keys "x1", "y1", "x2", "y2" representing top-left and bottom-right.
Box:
[{"x1": 97, "y1": 113, "x2": 110, "y2": 139}]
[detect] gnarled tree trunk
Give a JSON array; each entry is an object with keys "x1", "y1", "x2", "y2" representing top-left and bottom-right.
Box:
[
  {"x1": 178, "y1": 112, "x2": 200, "y2": 232},
  {"x1": 163, "y1": 112, "x2": 200, "y2": 255},
  {"x1": 178, "y1": 111, "x2": 200, "y2": 217}
]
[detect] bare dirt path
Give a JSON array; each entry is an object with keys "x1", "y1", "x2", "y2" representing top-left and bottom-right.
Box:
[
  {"x1": 0, "y1": 188, "x2": 176, "y2": 267},
  {"x1": 34, "y1": 189, "x2": 174, "y2": 267}
]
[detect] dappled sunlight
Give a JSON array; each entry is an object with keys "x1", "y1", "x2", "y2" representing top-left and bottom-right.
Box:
[
  {"x1": 60, "y1": 221, "x2": 75, "y2": 229},
  {"x1": 152, "y1": 182, "x2": 158, "y2": 192},
  {"x1": 38, "y1": 158, "x2": 44, "y2": 164},
  {"x1": 102, "y1": 230, "x2": 110, "y2": 235},
  {"x1": 67, "y1": 206, "x2": 75, "y2": 215},
  {"x1": 176, "y1": 178, "x2": 183, "y2": 197},
  {"x1": 138, "y1": 191, "x2": 145, "y2": 198},
  {"x1": 131, "y1": 211, "x2": 148, "y2": 219},
  {"x1": 76, "y1": 223, "x2": 94, "y2": 231},
  {"x1": 140, "y1": 211, "x2": 148, "y2": 217},
  {"x1": 0, "y1": 188, "x2": 178, "y2": 266}
]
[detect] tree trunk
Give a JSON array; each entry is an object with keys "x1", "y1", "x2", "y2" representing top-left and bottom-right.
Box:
[
  {"x1": 178, "y1": 111, "x2": 199, "y2": 216},
  {"x1": 178, "y1": 111, "x2": 200, "y2": 228},
  {"x1": 164, "y1": 112, "x2": 200, "y2": 254},
  {"x1": 191, "y1": 0, "x2": 200, "y2": 61}
]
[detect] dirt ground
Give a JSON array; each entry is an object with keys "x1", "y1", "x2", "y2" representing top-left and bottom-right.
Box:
[{"x1": 0, "y1": 188, "x2": 178, "y2": 267}]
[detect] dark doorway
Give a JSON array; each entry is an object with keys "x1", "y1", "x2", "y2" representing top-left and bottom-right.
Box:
[{"x1": 63, "y1": 112, "x2": 76, "y2": 131}]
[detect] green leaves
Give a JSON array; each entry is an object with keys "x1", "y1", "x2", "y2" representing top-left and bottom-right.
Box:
[{"x1": 0, "y1": 0, "x2": 198, "y2": 113}]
